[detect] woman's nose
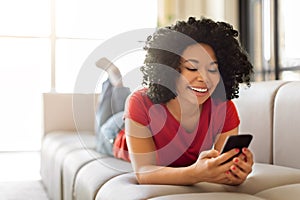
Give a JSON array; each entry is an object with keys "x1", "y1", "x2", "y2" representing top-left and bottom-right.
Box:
[{"x1": 196, "y1": 69, "x2": 206, "y2": 81}]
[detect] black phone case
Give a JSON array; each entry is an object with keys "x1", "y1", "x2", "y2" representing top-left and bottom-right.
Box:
[{"x1": 220, "y1": 134, "x2": 253, "y2": 154}]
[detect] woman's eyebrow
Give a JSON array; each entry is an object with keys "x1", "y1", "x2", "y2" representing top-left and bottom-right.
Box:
[
  {"x1": 209, "y1": 61, "x2": 218, "y2": 65},
  {"x1": 184, "y1": 59, "x2": 218, "y2": 65},
  {"x1": 182, "y1": 59, "x2": 218, "y2": 67},
  {"x1": 183, "y1": 59, "x2": 199, "y2": 64}
]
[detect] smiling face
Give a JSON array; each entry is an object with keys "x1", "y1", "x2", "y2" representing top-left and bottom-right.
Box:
[{"x1": 176, "y1": 43, "x2": 220, "y2": 105}]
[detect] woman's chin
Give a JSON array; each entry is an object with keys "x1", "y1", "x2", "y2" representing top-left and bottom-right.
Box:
[{"x1": 196, "y1": 95, "x2": 210, "y2": 105}]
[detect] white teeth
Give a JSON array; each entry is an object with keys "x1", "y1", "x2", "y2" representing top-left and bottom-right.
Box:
[{"x1": 190, "y1": 87, "x2": 208, "y2": 93}]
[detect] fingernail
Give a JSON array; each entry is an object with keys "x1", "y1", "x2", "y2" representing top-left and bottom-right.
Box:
[
  {"x1": 235, "y1": 148, "x2": 240, "y2": 153},
  {"x1": 243, "y1": 148, "x2": 247, "y2": 153},
  {"x1": 234, "y1": 158, "x2": 239, "y2": 163},
  {"x1": 231, "y1": 166, "x2": 236, "y2": 170},
  {"x1": 226, "y1": 171, "x2": 230, "y2": 175}
]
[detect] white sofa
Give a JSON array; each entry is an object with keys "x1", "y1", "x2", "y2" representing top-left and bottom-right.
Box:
[{"x1": 41, "y1": 80, "x2": 300, "y2": 200}]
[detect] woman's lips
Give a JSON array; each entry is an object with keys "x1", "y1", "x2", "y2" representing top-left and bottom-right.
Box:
[{"x1": 188, "y1": 86, "x2": 208, "y2": 93}]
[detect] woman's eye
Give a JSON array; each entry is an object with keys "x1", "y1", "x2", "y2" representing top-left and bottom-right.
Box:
[
  {"x1": 207, "y1": 62, "x2": 219, "y2": 73},
  {"x1": 208, "y1": 68, "x2": 218, "y2": 73},
  {"x1": 185, "y1": 67, "x2": 198, "y2": 72}
]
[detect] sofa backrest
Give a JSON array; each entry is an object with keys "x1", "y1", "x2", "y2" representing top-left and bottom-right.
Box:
[
  {"x1": 233, "y1": 80, "x2": 287, "y2": 164},
  {"x1": 273, "y1": 81, "x2": 300, "y2": 169},
  {"x1": 43, "y1": 81, "x2": 300, "y2": 168},
  {"x1": 43, "y1": 93, "x2": 98, "y2": 134}
]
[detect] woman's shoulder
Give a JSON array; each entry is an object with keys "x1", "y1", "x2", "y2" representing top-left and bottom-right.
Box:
[
  {"x1": 130, "y1": 87, "x2": 148, "y2": 99},
  {"x1": 125, "y1": 87, "x2": 154, "y2": 124},
  {"x1": 128, "y1": 87, "x2": 153, "y2": 106},
  {"x1": 131, "y1": 87, "x2": 147, "y2": 95}
]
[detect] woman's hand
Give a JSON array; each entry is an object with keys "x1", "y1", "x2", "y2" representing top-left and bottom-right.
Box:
[
  {"x1": 224, "y1": 147, "x2": 254, "y2": 185},
  {"x1": 212, "y1": 128, "x2": 254, "y2": 185},
  {"x1": 189, "y1": 148, "x2": 242, "y2": 184},
  {"x1": 190, "y1": 148, "x2": 253, "y2": 185}
]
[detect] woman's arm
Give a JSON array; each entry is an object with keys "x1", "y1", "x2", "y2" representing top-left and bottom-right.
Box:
[
  {"x1": 125, "y1": 118, "x2": 196, "y2": 185},
  {"x1": 125, "y1": 119, "x2": 242, "y2": 185},
  {"x1": 214, "y1": 127, "x2": 239, "y2": 152}
]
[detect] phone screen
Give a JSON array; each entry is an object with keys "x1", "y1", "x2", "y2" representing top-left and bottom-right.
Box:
[
  {"x1": 221, "y1": 134, "x2": 253, "y2": 154},
  {"x1": 220, "y1": 134, "x2": 253, "y2": 163}
]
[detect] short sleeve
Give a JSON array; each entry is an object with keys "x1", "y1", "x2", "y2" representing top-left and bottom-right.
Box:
[
  {"x1": 124, "y1": 89, "x2": 151, "y2": 126},
  {"x1": 221, "y1": 100, "x2": 240, "y2": 133}
]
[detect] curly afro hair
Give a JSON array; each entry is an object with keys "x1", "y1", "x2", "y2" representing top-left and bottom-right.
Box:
[{"x1": 141, "y1": 17, "x2": 254, "y2": 104}]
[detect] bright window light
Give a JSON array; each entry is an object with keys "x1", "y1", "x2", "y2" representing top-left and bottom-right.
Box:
[
  {"x1": 0, "y1": 38, "x2": 50, "y2": 151},
  {"x1": 283, "y1": 0, "x2": 300, "y2": 60},
  {"x1": 0, "y1": 0, "x2": 51, "y2": 36},
  {"x1": 55, "y1": 39, "x2": 103, "y2": 92},
  {"x1": 0, "y1": 0, "x2": 157, "y2": 153},
  {"x1": 55, "y1": 0, "x2": 157, "y2": 92},
  {"x1": 56, "y1": 0, "x2": 158, "y2": 38},
  {"x1": 0, "y1": 0, "x2": 157, "y2": 181}
]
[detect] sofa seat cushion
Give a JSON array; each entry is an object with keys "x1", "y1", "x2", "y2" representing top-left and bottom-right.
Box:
[
  {"x1": 62, "y1": 149, "x2": 106, "y2": 200},
  {"x1": 222, "y1": 163, "x2": 300, "y2": 194},
  {"x1": 255, "y1": 184, "x2": 300, "y2": 200},
  {"x1": 74, "y1": 157, "x2": 132, "y2": 200},
  {"x1": 41, "y1": 131, "x2": 96, "y2": 181},
  {"x1": 40, "y1": 131, "x2": 96, "y2": 200},
  {"x1": 148, "y1": 192, "x2": 265, "y2": 200},
  {"x1": 96, "y1": 173, "x2": 228, "y2": 200},
  {"x1": 96, "y1": 163, "x2": 300, "y2": 200}
]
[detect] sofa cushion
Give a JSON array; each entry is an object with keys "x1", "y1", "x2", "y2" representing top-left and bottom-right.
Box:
[
  {"x1": 255, "y1": 184, "x2": 300, "y2": 200},
  {"x1": 233, "y1": 80, "x2": 286, "y2": 164},
  {"x1": 40, "y1": 131, "x2": 95, "y2": 200},
  {"x1": 74, "y1": 157, "x2": 132, "y2": 200},
  {"x1": 96, "y1": 163, "x2": 300, "y2": 200},
  {"x1": 96, "y1": 173, "x2": 228, "y2": 200},
  {"x1": 148, "y1": 192, "x2": 265, "y2": 200},
  {"x1": 222, "y1": 163, "x2": 300, "y2": 194},
  {"x1": 62, "y1": 149, "x2": 105, "y2": 200},
  {"x1": 273, "y1": 81, "x2": 300, "y2": 169}
]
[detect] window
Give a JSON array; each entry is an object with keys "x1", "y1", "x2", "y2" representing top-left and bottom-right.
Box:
[
  {"x1": 0, "y1": 0, "x2": 51, "y2": 151},
  {"x1": 278, "y1": 0, "x2": 300, "y2": 80},
  {"x1": 0, "y1": 0, "x2": 157, "y2": 151},
  {"x1": 239, "y1": 0, "x2": 300, "y2": 81},
  {"x1": 55, "y1": 0, "x2": 157, "y2": 92}
]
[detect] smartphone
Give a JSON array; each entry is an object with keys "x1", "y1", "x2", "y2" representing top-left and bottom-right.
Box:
[{"x1": 220, "y1": 134, "x2": 253, "y2": 163}]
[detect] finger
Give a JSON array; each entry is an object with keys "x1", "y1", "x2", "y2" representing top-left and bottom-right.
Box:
[
  {"x1": 224, "y1": 169, "x2": 242, "y2": 185},
  {"x1": 241, "y1": 148, "x2": 254, "y2": 165},
  {"x1": 237, "y1": 152, "x2": 246, "y2": 162},
  {"x1": 199, "y1": 149, "x2": 220, "y2": 160},
  {"x1": 229, "y1": 164, "x2": 248, "y2": 182},
  {"x1": 217, "y1": 148, "x2": 240, "y2": 165},
  {"x1": 233, "y1": 157, "x2": 253, "y2": 174}
]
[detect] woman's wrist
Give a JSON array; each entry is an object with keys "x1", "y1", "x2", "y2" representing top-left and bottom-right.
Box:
[{"x1": 183, "y1": 164, "x2": 202, "y2": 185}]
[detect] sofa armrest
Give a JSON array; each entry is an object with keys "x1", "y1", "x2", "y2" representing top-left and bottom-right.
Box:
[
  {"x1": 274, "y1": 81, "x2": 300, "y2": 169},
  {"x1": 43, "y1": 93, "x2": 98, "y2": 134}
]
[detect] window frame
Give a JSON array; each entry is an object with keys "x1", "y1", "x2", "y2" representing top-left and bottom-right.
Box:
[{"x1": 239, "y1": 0, "x2": 300, "y2": 81}]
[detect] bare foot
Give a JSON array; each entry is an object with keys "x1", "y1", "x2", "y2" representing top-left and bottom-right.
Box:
[{"x1": 96, "y1": 57, "x2": 123, "y2": 87}]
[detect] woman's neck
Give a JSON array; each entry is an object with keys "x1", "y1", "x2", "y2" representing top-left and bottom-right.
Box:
[{"x1": 166, "y1": 98, "x2": 202, "y2": 122}]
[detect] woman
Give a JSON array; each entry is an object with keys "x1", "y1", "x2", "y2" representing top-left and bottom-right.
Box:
[{"x1": 96, "y1": 17, "x2": 254, "y2": 186}]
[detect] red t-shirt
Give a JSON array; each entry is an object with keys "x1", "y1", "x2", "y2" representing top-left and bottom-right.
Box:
[{"x1": 124, "y1": 88, "x2": 240, "y2": 167}]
